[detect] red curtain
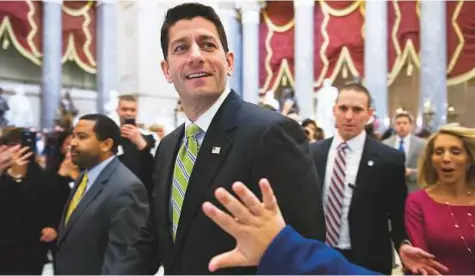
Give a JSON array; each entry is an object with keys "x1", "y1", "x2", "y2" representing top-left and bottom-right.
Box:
[
  {"x1": 0, "y1": 0, "x2": 42, "y2": 65},
  {"x1": 62, "y1": 1, "x2": 97, "y2": 74},
  {"x1": 259, "y1": 0, "x2": 475, "y2": 92}
]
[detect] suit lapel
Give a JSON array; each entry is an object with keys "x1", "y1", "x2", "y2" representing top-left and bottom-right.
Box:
[
  {"x1": 172, "y1": 91, "x2": 240, "y2": 256},
  {"x1": 316, "y1": 139, "x2": 332, "y2": 193},
  {"x1": 350, "y1": 138, "x2": 378, "y2": 209},
  {"x1": 156, "y1": 124, "x2": 184, "y2": 264},
  {"x1": 58, "y1": 158, "x2": 119, "y2": 244}
]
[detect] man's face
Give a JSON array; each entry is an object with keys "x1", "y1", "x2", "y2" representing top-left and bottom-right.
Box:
[
  {"x1": 333, "y1": 89, "x2": 373, "y2": 141},
  {"x1": 117, "y1": 100, "x2": 138, "y2": 125},
  {"x1": 70, "y1": 120, "x2": 110, "y2": 169},
  {"x1": 394, "y1": 116, "x2": 412, "y2": 138},
  {"x1": 161, "y1": 17, "x2": 234, "y2": 102}
]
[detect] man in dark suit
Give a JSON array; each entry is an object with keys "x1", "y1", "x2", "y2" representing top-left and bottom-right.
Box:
[
  {"x1": 116, "y1": 95, "x2": 156, "y2": 198},
  {"x1": 55, "y1": 114, "x2": 149, "y2": 275},
  {"x1": 310, "y1": 83, "x2": 432, "y2": 274},
  {"x1": 115, "y1": 3, "x2": 325, "y2": 275}
]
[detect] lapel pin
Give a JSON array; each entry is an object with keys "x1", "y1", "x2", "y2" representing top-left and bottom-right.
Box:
[
  {"x1": 212, "y1": 147, "x2": 221, "y2": 154},
  {"x1": 368, "y1": 160, "x2": 374, "y2": 167}
]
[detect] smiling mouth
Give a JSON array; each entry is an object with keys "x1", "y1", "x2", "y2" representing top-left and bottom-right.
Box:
[
  {"x1": 441, "y1": 168, "x2": 455, "y2": 173},
  {"x1": 186, "y1": 72, "x2": 211, "y2": 79}
]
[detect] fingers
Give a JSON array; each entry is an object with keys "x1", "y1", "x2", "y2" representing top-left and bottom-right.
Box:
[
  {"x1": 214, "y1": 187, "x2": 255, "y2": 225},
  {"x1": 202, "y1": 202, "x2": 239, "y2": 238},
  {"x1": 17, "y1": 150, "x2": 33, "y2": 165},
  {"x1": 208, "y1": 249, "x2": 246, "y2": 272},
  {"x1": 423, "y1": 266, "x2": 441, "y2": 275},
  {"x1": 428, "y1": 260, "x2": 449, "y2": 273},
  {"x1": 259, "y1": 179, "x2": 278, "y2": 211},
  {"x1": 416, "y1": 248, "x2": 435, "y2": 259},
  {"x1": 232, "y1": 182, "x2": 263, "y2": 216}
]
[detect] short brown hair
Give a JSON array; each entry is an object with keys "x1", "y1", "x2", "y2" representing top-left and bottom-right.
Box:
[
  {"x1": 118, "y1": 95, "x2": 137, "y2": 103},
  {"x1": 338, "y1": 82, "x2": 372, "y2": 108},
  {"x1": 418, "y1": 125, "x2": 475, "y2": 187},
  {"x1": 394, "y1": 111, "x2": 414, "y2": 124}
]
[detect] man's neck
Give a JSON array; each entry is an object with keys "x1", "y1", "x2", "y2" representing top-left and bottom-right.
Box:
[{"x1": 181, "y1": 95, "x2": 221, "y2": 122}]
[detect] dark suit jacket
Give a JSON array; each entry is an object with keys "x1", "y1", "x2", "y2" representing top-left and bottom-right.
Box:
[
  {"x1": 118, "y1": 135, "x2": 155, "y2": 198},
  {"x1": 55, "y1": 157, "x2": 149, "y2": 275},
  {"x1": 116, "y1": 90, "x2": 326, "y2": 274},
  {"x1": 311, "y1": 137, "x2": 407, "y2": 274},
  {"x1": 258, "y1": 226, "x2": 377, "y2": 275}
]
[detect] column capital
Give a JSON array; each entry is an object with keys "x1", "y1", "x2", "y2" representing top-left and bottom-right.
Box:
[
  {"x1": 238, "y1": 0, "x2": 263, "y2": 24},
  {"x1": 237, "y1": 0, "x2": 264, "y2": 12},
  {"x1": 97, "y1": 0, "x2": 117, "y2": 6},
  {"x1": 293, "y1": 0, "x2": 315, "y2": 8},
  {"x1": 43, "y1": 0, "x2": 62, "y2": 4}
]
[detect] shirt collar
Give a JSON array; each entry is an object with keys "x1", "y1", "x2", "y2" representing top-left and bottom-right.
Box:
[
  {"x1": 185, "y1": 88, "x2": 231, "y2": 133},
  {"x1": 333, "y1": 130, "x2": 366, "y2": 152},
  {"x1": 85, "y1": 155, "x2": 115, "y2": 190},
  {"x1": 397, "y1": 134, "x2": 411, "y2": 144}
]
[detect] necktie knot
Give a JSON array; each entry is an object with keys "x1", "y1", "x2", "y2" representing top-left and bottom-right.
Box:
[
  {"x1": 398, "y1": 139, "x2": 405, "y2": 153},
  {"x1": 337, "y1": 142, "x2": 349, "y2": 152},
  {"x1": 186, "y1": 124, "x2": 201, "y2": 139}
]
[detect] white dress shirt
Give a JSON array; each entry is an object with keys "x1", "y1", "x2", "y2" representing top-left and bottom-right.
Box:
[
  {"x1": 394, "y1": 134, "x2": 411, "y2": 159},
  {"x1": 323, "y1": 130, "x2": 366, "y2": 250},
  {"x1": 183, "y1": 88, "x2": 231, "y2": 146}
]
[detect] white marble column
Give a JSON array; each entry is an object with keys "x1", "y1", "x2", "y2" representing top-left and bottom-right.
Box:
[
  {"x1": 239, "y1": 1, "x2": 261, "y2": 104},
  {"x1": 294, "y1": 0, "x2": 315, "y2": 119},
  {"x1": 419, "y1": 0, "x2": 447, "y2": 129},
  {"x1": 41, "y1": 0, "x2": 62, "y2": 130},
  {"x1": 215, "y1": 1, "x2": 243, "y2": 96},
  {"x1": 117, "y1": 1, "x2": 178, "y2": 130},
  {"x1": 96, "y1": 0, "x2": 118, "y2": 114},
  {"x1": 364, "y1": 0, "x2": 388, "y2": 131}
]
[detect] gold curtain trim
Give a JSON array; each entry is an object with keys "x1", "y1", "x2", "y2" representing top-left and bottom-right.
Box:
[
  {"x1": 62, "y1": 1, "x2": 93, "y2": 16},
  {"x1": 259, "y1": 26, "x2": 276, "y2": 93},
  {"x1": 447, "y1": 67, "x2": 475, "y2": 86},
  {"x1": 26, "y1": 0, "x2": 41, "y2": 57},
  {"x1": 62, "y1": 34, "x2": 96, "y2": 74},
  {"x1": 447, "y1": 0, "x2": 464, "y2": 74},
  {"x1": 270, "y1": 59, "x2": 295, "y2": 92},
  {"x1": 262, "y1": 10, "x2": 295, "y2": 33},
  {"x1": 416, "y1": 0, "x2": 421, "y2": 19},
  {"x1": 391, "y1": 0, "x2": 402, "y2": 56},
  {"x1": 61, "y1": 1, "x2": 96, "y2": 72},
  {"x1": 314, "y1": 2, "x2": 331, "y2": 87},
  {"x1": 360, "y1": 1, "x2": 365, "y2": 39},
  {"x1": 319, "y1": 0, "x2": 362, "y2": 17},
  {"x1": 328, "y1": 46, "x2": 360, "y2": 82},
  {"x1": 388, "y1": 39, "x2": 420, "y2": 86},
  {"x1": 0, "y1": 16, "x2": 41, "y2": 65},
  {"x1": 259, "y1": 8, "x2": 295, "y2": 93}
]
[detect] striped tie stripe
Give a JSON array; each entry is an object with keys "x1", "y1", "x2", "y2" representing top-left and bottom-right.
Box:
[
  {"x1": 171, "y1": 124, "x2": 201, "y2": 241},
  {"x1": 325, "y1": 142, "x2": 348, "y2": 247}
]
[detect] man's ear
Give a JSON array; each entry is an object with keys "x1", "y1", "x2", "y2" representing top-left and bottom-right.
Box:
[{"x1": 161, "y1": 60, "x2": 172, "y2": 83}]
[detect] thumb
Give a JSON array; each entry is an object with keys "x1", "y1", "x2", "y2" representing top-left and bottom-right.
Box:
[{"x1": 208, "y1": 249, "x2": 247, "y2": 272}]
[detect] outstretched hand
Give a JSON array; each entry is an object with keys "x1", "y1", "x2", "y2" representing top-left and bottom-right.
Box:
[{"x1": 202, "y1": 178, "x2": 286, "y2": 272}]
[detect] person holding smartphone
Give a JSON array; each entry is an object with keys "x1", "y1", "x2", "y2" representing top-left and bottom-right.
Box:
[
  {"x1": 0, "y1": 128, "x2": 56, "y2": 274},
  {"x1": 116, "y1": 95, "x2": 156, "y2": 198}
]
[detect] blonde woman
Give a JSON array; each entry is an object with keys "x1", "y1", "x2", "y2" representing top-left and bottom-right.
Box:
[{"x1": 405, "y1": 125, "x2": 475, "y2": 274}]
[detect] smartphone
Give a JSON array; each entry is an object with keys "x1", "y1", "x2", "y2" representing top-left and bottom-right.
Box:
[
  {"x1": 124, "y1": 118, "x2": 136, "y2": 126},
  {"x1": 21, "y1": 130, "x2": 37, "y2": 160}
]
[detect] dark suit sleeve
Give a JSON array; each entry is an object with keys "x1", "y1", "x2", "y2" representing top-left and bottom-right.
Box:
[
  {"x1": 387, "y1": 151, "x2": 408, "y2": 251},
  {"x1": 252, "y1": 118, "x2": 326, "y2": 241},
  {"x1": 258, "y1": 226, "x2": 378, "y2": 275},
  {"x1": 112, "y1": 195, "x2": 162, "y2": 275},
  {"x1": 101, "y1": 181, "x2": 149, "y2": 274}
]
